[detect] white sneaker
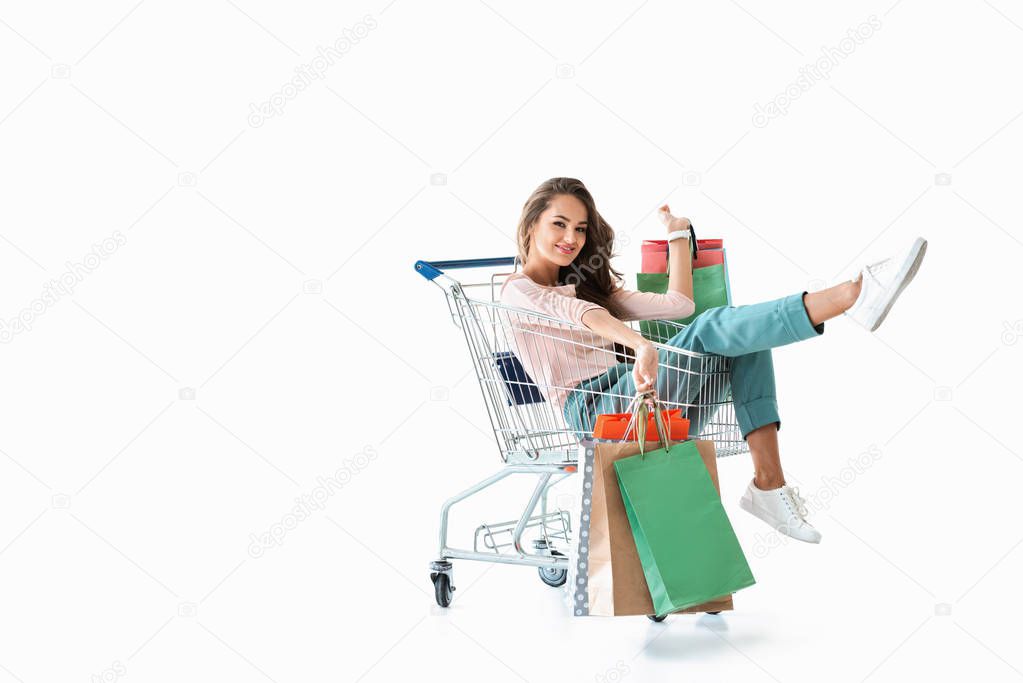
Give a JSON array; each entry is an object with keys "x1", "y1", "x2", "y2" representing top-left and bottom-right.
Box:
[
  {"x1": 845, "y1": 237, "x2": 928, "y2": 332},
  {"x1": 739, "y1": 479, "x2": 821, "y2": 544}
]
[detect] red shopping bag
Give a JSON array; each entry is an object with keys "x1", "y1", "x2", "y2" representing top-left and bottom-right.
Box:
[
  {"x1": 593, "y1": 409, "x2": 689, "y2": 441},
  {"x1": 641, "y1": 238, "x2": 724, "y2": 273}
]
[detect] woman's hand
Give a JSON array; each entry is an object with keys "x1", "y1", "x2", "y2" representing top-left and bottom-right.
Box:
[
  {"x1": 658, "y1": 203, "x2": 695, "y2": 303},
  {"x1": 633, "y1": 341, "x2": 659, "y2": 395},
  {"x1": 658, "y1": 204, "x2": 691, "y2": 234},
  {"x1": 578, "y1": 309, "x2": 661, "y2": 397}
]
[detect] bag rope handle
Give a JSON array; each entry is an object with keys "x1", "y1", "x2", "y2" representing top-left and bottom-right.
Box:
[{"x1": 623, "y1": 390, "x2": 673, "y2": 456}]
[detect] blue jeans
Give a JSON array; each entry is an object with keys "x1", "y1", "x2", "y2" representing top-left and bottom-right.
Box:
[{"x1": 563, "y1": 292, "x2": 825, "y2": 440}]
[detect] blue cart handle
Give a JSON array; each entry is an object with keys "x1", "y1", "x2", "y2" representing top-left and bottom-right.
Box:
[{"x1": 414, "y1": 257, "x2": 516, "y2": 281}]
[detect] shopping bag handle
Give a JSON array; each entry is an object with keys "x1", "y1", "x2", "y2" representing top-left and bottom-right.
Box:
[{"x1": 625, "y1": 391, "x2": 673, "y2": 456}]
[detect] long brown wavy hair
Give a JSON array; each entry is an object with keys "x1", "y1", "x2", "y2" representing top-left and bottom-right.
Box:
[{"x1": 516, "y1": 177, "x2": 626, "y2": 319}]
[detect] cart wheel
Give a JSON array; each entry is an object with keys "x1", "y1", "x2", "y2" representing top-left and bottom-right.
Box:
[
  {"x1": 432, "y1": 572, "x2": 453, "y2": 607},
  {"x1": 538, "y1": 565, "x2": 567, "y2": 587},
  {"x1": 647, "y1": 614, "x2": 667, "y2": 623},
  {"x1": 538, "y1": 549, "x2": 567, "y2": 587},
  {"x1": 705, "y1": 611, "x2": 721, "y2": 615}
]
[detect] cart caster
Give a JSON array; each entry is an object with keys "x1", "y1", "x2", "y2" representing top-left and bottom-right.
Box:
[
  {"x1": 538, "y1": 565, "x2": 567, "y2": 587},
  {"x1": 536, "y1": 548, "x2": 567, "y2": 587},
  {"x1": 648, "y1": 610, "x2": 718, "y2": 620},
  {"x1": 434, "y1": 573, "x2": 453, "y2": 606},
  {"x1": 430, "y1": 560, "x2": 454, "y2": 608}
]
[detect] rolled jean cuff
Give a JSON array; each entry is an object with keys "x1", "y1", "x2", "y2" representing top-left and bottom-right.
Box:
[
  {"x1": 779, "y1": 292, "x2": 825, "y2": 343},
  {"x1": 736, "y1": 396, "x2": 781, "y2": 440}
]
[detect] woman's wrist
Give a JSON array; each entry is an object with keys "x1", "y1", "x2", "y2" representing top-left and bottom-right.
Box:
[
  {"x1": 665, "y1": 216, "x2": 691, "y2": 234},
  {"x1": 667, "y1": 229, "x2": 690, "y2": 243},
  {"x1": 634, "y1": 338, "x2": 655, "y2": 353}
]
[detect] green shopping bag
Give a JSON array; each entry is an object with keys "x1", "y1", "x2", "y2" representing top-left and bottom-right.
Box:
[
  {"x1": 614, "y1": 396, "x2": 755, "y2": 617},
  {"x1": 637, "y1": 263, "x2": 730, "y2": 340}
]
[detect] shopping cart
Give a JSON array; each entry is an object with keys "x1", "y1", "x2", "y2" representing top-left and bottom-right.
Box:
[{"x1": 415, "y1": 256, "x2": 749, "y2": 608}]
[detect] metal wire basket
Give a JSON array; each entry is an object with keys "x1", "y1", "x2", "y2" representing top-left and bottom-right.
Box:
[{"x1": 415, "y1": 256, "x2": 748, "y2": 608}]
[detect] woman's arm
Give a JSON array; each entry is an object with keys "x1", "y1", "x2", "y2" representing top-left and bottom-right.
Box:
[
  {"x1": 574, "y1": 206, "x2": 696, "y2": 395},
  {"x1": 662, "y1": 206, "x2": 694, "y2": 302},
  {"x1": 581, "y1": 308, "x2": 659, "y2": 394},
  {"x1": 610, "y1": 288, "x2": 694, "y2": 321},
  {"x1": 605, "y1": 206, "x2": 698, "y2": 322}
]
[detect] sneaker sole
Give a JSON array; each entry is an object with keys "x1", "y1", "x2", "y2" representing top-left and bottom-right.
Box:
[
  {"x1": 867, "y1": 237, "x2": 928, "y2": 332},
  {"x1": 739, "y1": 494, "x2": 752, "y2": 515}
]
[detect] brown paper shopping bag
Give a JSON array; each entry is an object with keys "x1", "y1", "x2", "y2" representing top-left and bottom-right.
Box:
[{"x1": 587, "y1": 439, "x2": 734, "y2": 616}]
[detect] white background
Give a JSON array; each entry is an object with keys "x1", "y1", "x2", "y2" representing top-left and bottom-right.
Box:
[{"x1": 1, "y1": 1, "x2": 1021, "y2": 681}]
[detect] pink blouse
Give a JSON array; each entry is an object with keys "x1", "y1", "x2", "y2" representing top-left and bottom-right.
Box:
[{"x1": 498, "y1": 273, "x2": 695, "y2": 410}]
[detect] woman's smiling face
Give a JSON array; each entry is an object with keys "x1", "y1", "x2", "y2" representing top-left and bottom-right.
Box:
[{"x1": 529, "y1": 194, "x2": 588, "y2": 268}]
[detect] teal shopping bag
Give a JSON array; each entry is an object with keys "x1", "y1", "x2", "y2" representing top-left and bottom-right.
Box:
[
  {"x1": 613, "y1": 398, "x2": 755, "y2": 616},
  {"x1": 637, "y1": 263, "x2": 730, "y2": 340}
]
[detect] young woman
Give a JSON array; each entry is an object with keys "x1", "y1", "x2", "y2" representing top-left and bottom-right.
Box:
[{"x1": 500, "y1": 177, "x2": 927, "y2": 544}]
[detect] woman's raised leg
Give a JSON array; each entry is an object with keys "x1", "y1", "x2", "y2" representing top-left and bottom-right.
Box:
[{"x1": 803, "y1": 279, "x2": 861, "y2": 326}]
